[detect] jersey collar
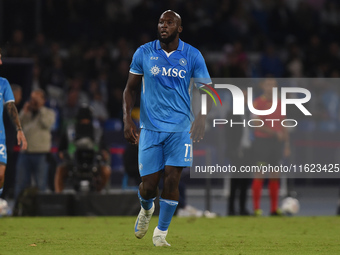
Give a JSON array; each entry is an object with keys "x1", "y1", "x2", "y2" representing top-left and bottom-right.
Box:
[{"x1": 156, "y1": 39, "x2": 184, "y2": 51}]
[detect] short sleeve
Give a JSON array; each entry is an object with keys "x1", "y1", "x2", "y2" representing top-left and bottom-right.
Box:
[
  {"x1": 130, "y1": 47, "x2": 144, "y2": 75},
  {"x1": 2, "y1": 79, "x2": 15, "y2": 103},
  {"x1": 193, "y1": 51, "x2": 212, "y2": 88}
]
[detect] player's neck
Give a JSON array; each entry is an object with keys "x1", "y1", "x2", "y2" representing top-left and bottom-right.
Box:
[{"x1": 160, "y1": 38, "x2": 179, "y2": 53}]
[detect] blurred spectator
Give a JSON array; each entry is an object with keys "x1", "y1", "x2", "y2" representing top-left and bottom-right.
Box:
[
  {"x1": 48, "y1": 56, "x2": 67, "y2": 89},
  {"x1": 32, "y1": 64, "x2": 44, "y2": 91},
  {"x1": 268, "y1": 0, "x2": 294, "y2": 45},
  {"x1": 29, "y1": 33, "x2": 50, "y2": 66},
  {"x1": 259, "y1": 44, "x2": 284, "y2": 77},
  {"x1": 326, "y1": 42, "x2": 340, "y2": 73},
  {"x1": 54, "y1": 106, "x2": 111, "y2": 192},
  {"x1": 294, "y1": 1, "x2": 318, "y2": 44},
  {"x1": 320, "y1": 1, "x2": 340, "y2": 41},
  {"x1": 83, "y1": 44, "x2": 111, "y2": 80},
  {"x1": 304, "y1": 35, "x2": 325, "y2": 77},
  {"x1": 90, "y1": 92, "x2": 109, "y2": 123},
  {"x1": 61, "y1": 89, "x2": 81, "y2": 126},
  {"x1": 7, "y1": 29, "x2": 28, "y2": 58},
  {"x1": 97, "y1": 70, "x2": 110, "y2": 104},
  {"x1": 285, "y1": 43, "x2": 304, "y2": 77},
  {"x1": 220, "y1": 42, "x2": 248, "y2": 77},
  {"x1": 108, "y1": 60, "x2": 129, "y2": 118},
  {"x1": 14, "y1": 89, "x2": 56, "y2": 199}
]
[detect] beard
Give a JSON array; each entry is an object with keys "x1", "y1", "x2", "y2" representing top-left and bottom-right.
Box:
[{"x1": 157, "y1": 30, "x2": 178, "y2": 44}]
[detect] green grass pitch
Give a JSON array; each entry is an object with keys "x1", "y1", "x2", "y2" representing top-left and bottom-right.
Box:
[{"x1": 1, "y1": 216, "x2": 340, "y2": 255}]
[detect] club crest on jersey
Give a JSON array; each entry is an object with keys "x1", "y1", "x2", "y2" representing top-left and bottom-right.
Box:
[
  {"x1": 150, "y1": 65, "x2": 161, "y2": 76},
  {"x1": 179, "y1": 58, "x2": 187, "y2": 66}
]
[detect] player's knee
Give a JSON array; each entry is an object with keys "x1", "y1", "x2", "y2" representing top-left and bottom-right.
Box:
[
  {"x1": 140, "y1": 182, "x2": 158, "y2": 197},
  {"x1": 164, "y1": 175, "x2": 180, "y2": 192}
]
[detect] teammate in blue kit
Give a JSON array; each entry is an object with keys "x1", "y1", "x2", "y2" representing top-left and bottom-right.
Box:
[
  {"x1": 0, "y1": 49, "x2": 27, "y2": 198},
  {"x1": 123, "y1": 10, "x2": 211, "y2": 246}
]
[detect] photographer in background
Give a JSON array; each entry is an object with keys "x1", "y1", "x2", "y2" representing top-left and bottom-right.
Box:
[
  {"x1": 14, "y1": 89, "x2": 55, "y2": 199},
  {"x1": 54, "y1": 105, "x2": 111, "y2": 192}
]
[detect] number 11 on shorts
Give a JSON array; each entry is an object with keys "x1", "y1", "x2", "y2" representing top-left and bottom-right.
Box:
[{"x1": 184, "y1": 144, "x2": 192, "y2": 158}]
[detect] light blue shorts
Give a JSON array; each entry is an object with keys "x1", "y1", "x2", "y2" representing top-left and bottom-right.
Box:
[
  {"x1": 138, "y1": 129, "x2": 192, "y2": 177},
  {"x1": 0, "y1": 139, "x2": 7, "y2": 164}
]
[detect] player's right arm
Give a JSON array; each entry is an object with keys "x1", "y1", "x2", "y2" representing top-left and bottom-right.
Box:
[
  {"x1": 123, "y1": 73, "x2": 142, "y2": 144},
  {"x1": 6, "y1": 102, "x2": 27, "y2": 150}
]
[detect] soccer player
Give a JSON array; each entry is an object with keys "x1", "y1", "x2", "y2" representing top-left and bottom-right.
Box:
[
  {"x1": 123, "y1": 10, "x2": 211, "y2": 246},
  {"x1": 251, "y1": 78, "x2": 291, "y2": 216},
  {"x1": 0, "y1": 49, "x2": 27, "y2": 198}
]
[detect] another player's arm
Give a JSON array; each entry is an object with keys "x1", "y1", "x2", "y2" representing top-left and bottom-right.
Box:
[
  {"x1": 123, "y1": 73, "x2": 142, "y2": 144},
  {"x1": 190, "y1": 88, "x2": 213, "y2": 143},
  {"x1": 6, "y1": 102, "x2": 27, "y2": 149}
]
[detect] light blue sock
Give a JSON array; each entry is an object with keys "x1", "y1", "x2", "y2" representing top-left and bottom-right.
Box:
[
  {"x1": 138, "y1": 190, "x2": 155, "y2": 210},
  {"x1": 158, "y1": 197, "x2": 178, "y2": 231}
]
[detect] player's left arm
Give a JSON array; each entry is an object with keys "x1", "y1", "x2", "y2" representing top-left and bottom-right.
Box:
[
  {"x1": 6, "y1": 102, "x2": 27, "y2": 150},
  {"x1": 190, "y1": 90, "x2": 213, "y2": 143},
  {"x1": 190, "y1": 51, "x2": 213, "y2": 142}
]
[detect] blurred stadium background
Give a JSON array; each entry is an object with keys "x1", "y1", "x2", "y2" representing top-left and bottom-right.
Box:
[{"x1": 0, "y1": 0, "x2": 340, "y2": 217}]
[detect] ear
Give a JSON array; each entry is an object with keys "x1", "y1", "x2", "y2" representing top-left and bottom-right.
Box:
[{"x1": 178, "y1": 26, "x2": 183, "y2": 33}]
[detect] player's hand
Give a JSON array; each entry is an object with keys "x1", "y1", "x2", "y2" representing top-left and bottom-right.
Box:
[
  {"x1": 124, "y1": 118, "x2": 139, "y2": 144},
  {"x1": 189, "y1": 115, "x2": 206, "y2": 143},
  {"x1": 17, "y1": 130, "x2": 27, "y2": 150}
]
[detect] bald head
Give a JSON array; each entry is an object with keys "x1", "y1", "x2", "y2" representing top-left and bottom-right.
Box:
[{"x1": 161, "y1": 10, "x2": 182, "y2": 26}]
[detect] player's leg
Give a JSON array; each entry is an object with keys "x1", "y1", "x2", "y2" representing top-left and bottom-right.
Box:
[
  {"x1": 134, "y1": 171, "x2": 162, "y2": 239},
  {"x1": 252, "y1": 138, "x2": 266, "y2": 216},
  {"x1": 153, "y1": 165, "x2": 182, "y2": 246},
  {"x1": 239, "y1": 148, "x2": 253, "y2": 215},
  {"x1": 239, "y1": 178, "x2": 250, "y2": 215},
  {"x1": 228, "y1": 178, "x2": 238, "y2": 215},
  {"x1": 268, "y1": 176, "x2": 280, "y2": 215},
  {"x1": 0, "y1": 164, "x2": 6, "y2": 197},
  {"x1": 0, "y1": 140, "x2": 8, "y2": 197},
  {"x1": 96, "y1": 164, "x2": 111, "y2": 191},
  {"x1": 54, "y1": 164, "x2": 69, "y2": 193},
  {"x1": 153, "y1": 131, "x2": 191, "y2": 246},
  {"x1": 252, "y1": 176, "x2": 263, "y2": 216},
  {"x1": 269, "y1": 139, "x2": 283, "y2": 216},
  {"x1": 135, "y1": 129, "x2": 164, "y2": 239}
]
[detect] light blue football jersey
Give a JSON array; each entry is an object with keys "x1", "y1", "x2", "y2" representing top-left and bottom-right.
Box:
[
  {"x1": 0, "y1": 77, "x2": 15, "y2": 139},
  {"x1": 130, "y1": 39, "x2": 211, "y2": 132}
]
